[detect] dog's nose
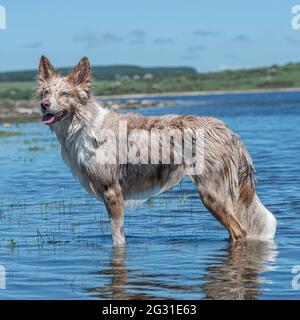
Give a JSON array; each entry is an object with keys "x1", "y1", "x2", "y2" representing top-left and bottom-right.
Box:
[{"x1": 41, "y1": 102, "x2": 49, "y2": 112}]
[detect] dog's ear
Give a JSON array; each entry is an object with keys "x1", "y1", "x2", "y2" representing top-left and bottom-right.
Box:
[
  {"x1": 68, "y1": 57, "x2": 92, "y2": 92},
  {"x1": 39, "y1": 56, "x2": 58, "y2": 83}
]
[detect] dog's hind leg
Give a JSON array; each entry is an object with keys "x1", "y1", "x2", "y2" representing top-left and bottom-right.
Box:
[
  {"x1": 197, "y1": 182, "x2": 247, "y2": 241},
  {"x1": 102, "y1": 185, "x2": 126, "y2": 246}
]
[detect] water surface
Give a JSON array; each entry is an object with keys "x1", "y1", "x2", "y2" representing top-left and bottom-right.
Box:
[{"x1": 0, "y1": 91, "x2": 300, "y2": 299}]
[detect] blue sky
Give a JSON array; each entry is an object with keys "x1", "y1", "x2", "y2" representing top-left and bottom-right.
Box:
[{"x1": 0, "y1": 0, "x2": 300, "y2": 72}]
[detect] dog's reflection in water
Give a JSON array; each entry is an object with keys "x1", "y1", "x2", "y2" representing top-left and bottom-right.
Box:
[
  {"x1": 86, "y1": 241, "x2": 277, "y2": 300},
  {"x1": 86, "y1": 247, "x2": 131, "y2": 300},
  {"x1": 86, "y1": 247, "x2": 175, "y2": 300},
  {"x1": 202, "y1": 240, "x2": 277, "y2": 300}
]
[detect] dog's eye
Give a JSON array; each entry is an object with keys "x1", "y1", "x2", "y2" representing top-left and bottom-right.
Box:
[
  {"x1": 61, "y1": 91, "x2": 69, "y2": 97},
  {"x1": 43, "y1": 90, "x2": 49, "y2": 97}
]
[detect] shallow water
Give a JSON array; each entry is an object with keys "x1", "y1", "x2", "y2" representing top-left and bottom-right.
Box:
[{"x1": 0, "y1": 91, "x2": 300, "y2": 299}]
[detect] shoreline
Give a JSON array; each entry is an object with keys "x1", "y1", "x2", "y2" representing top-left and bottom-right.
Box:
[
  {"x1": 96, "y1": 87, "x2": 300, "y2": 100},
  {"x1": 1, "y1": 87, "x2": 300, "y2": 124}
]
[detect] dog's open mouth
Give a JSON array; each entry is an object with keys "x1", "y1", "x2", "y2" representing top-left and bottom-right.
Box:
[{"x1": 42, "y1": 111, "x2": 68, "y2": 125}]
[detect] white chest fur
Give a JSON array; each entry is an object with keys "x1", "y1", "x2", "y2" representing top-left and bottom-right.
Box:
[{"x1": 53, "y1": 102, "x2": 109, "y2": 199}]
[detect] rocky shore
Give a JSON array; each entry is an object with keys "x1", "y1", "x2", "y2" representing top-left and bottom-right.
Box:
[
  {"x1": 99, "y1": 98, "x2": 175, "y2": 111},
  {"x1": 0, "y1": 99, "x2": 40, "y2": 123}
]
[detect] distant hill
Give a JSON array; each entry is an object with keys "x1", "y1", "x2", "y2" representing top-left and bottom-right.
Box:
[
  {"x1": 0, "y1": 65, "x2": 197, "y2": 82},
  {"x1": 1, "y1": 62, "x2": 300, "y2": 100}
]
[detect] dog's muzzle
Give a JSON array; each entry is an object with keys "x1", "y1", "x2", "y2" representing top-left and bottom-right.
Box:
[{"x1": 41, "y1": 109, "x2": 68, "y2": 125}]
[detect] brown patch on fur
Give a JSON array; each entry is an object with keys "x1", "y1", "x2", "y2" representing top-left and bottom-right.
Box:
[
  {"x1": 238, "y1": 149, "x2": 255, "y2": 207},
  {"x1": 67, "y1": 57, "x2": 92, "y2": 96},
  {"x1": 199, "y1": 185, "x2": 247, "y2": 241},
  {"x1": 103, "y1": 186, "x2": 124, "y2": 220},
  {"x1": 39, "y1": 56, "x2": 59, "y2": 84},
  {"x1": 228, "y1": 214, "x2": 247, "y2": 241}
]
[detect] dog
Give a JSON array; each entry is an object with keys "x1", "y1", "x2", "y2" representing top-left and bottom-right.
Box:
[{"x1": 38, "y1": 56, "x2": 277, "y2": 246}]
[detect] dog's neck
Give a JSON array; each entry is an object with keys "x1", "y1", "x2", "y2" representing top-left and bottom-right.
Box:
[{"x1": 52, "y1": 98, "x2": 109, "y2": 148}]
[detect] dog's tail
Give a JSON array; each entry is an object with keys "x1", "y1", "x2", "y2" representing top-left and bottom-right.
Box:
[{"x1": 237, "y1": 145, "x2": 277, "y2": 240}]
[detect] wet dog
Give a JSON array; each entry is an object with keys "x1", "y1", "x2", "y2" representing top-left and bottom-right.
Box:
[{"x1": 38, "y1": 56, "x2": 276, "y2": 246}]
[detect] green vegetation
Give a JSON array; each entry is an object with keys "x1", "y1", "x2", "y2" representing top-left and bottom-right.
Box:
[
  {"x1": 91, "y1": 62, "x2": 300, "y2": 95},
  {"x1": 0, "y1": 131, "x2": 24, "y2": 138},
  {"x1": 28, "y1": 145, "x2": 45, "y2": 152},
  {"x1": 7, "y1": 239, "x2": 17, "y2": 251},
  {"x1": 0, "y1": 62, "x2": 300, "y2": 101},
  {"x1": 0, "y1": 82, "x2": 36, "y2": 100},
  {"x1": 0, "y1": 65, "x2": 196, "y2": 82}
]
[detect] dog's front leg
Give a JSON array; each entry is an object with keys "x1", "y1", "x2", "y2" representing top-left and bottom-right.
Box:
[{"x1": 102, "y1": 185, "x2": 125, "y2": 246}]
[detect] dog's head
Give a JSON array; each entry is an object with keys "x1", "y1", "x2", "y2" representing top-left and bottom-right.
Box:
[{"x1": 38, "y1": 56, "x2": 92, "y2": 125}]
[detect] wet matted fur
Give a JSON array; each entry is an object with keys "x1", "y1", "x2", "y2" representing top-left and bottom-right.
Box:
[{"x1": 38, "y1": 56, "x2": 277, "y2": 246}]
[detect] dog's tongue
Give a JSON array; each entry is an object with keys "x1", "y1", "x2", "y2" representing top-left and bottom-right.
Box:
[{"x1": 42, "y1": 114, "x2": 56, "y2": 125}]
